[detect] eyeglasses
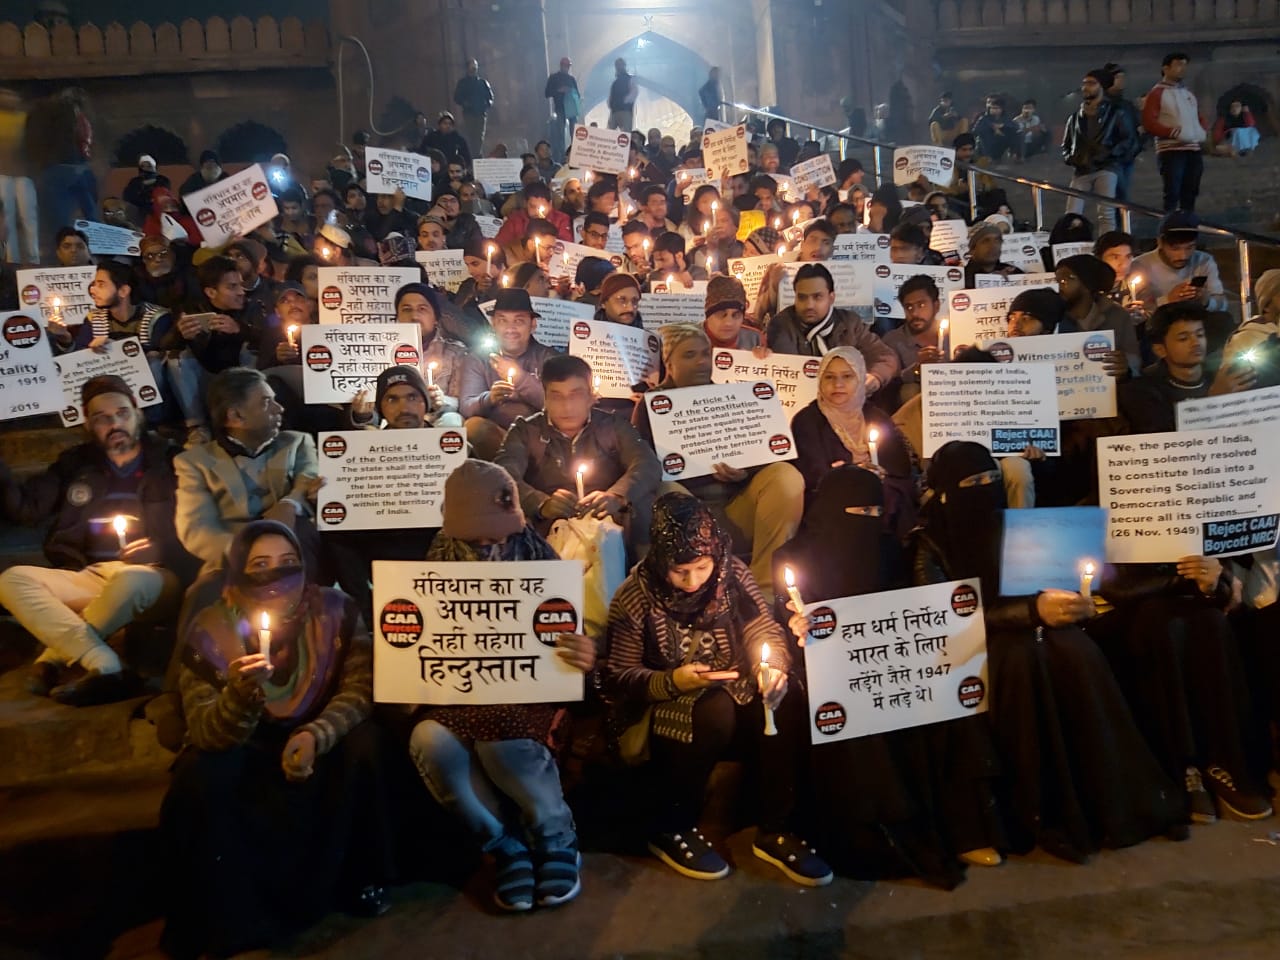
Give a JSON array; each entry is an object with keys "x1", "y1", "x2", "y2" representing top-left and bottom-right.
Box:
[{"x1": 142, "y1": 251, "x2": 171, "y2": 262}]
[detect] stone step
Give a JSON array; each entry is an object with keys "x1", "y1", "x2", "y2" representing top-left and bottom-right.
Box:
[{"x1": 0, "y1": 421, "x2": 83, "y2": 479}]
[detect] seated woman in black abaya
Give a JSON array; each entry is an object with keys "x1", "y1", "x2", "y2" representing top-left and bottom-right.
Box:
[
  {"x1": 161, "y1": 520, "x2": 395, "y2": 959},
  {"x1": 775, "y1": 465, "x2": 1004, "y2": 888},
  {"x1": 913, "y1": 442, "x2": 1184, "y2": 862}
]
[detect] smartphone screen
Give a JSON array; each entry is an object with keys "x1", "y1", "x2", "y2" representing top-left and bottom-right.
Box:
[{"x1": 1190, "y1": 276, "x2": 1208, "y2": 288}]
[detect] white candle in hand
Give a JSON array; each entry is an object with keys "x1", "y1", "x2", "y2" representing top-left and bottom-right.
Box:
[
  {"x1": 507, "y1": 366, "x2": 517, "y2": 384},
  {"x1": 426, "y1": 361, "x2": 438, "y2": 388},
  {"x1": 259, "y1": 611, "x2": 272, "y2": 662},
  {"x1": 937, "y1": 319, "x2": 949, "y2": 356},
  {"x1": 783, "y1": 565, "x2": 805, "y2": 613},
  {"x1": 113, "y1": 515, "x2": 128, "y2": 552},
  {"x1": 575, "y1": 462, "x2": 588, "y2": 500},
  {"x1": 1080, "y1": 562, "x2": 1095, "y2": 599},
  {"x1": 760, "y1": 642, "x2": 778, "y2": 736},
  {"x1": 868, "y1": 428, "x2": 880, "y2": 467}
]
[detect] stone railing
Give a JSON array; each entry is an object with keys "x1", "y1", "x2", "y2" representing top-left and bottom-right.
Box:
[
  {"x1": 0, "y1": 16, "x2": 330, "y2": 79},
  {"x1": 932, "y1": 0, "x2": 1278, "y2": 42}
]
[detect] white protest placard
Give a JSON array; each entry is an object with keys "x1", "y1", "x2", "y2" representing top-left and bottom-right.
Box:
[
  {"x1": 414, "y1": 249, "x2": 469, "y2": 293},
  {"x1": 710, "y1": 348, "x2": 820, "y2": 415},
  {"x1": 801, "y1": 579, "x2": 988, "y2": 743},
  {"x1": 893, "y1": 145, "x2": 956, "y2": 186},
  {"x1": 921, "y1": 363, "x2": 1061, "y2": 458},
  {"x1": 317, "y1": 266, "x2": 421, "y2": 324},
  {"x1": 639, "y1": 293, "x2": 706, "y2": 331},
  {"x1": 649, "y1": 279, "x2": 709, "y2": 297},
  {"x1": 300, "y1": 322, "x2": 422, "y2": 403},
  {"x1": 702, "y1": 118, "x2": 735, "y2": 132},
  {"x1": 977, "y1": 330, "x2": 1116, "y2": 420},
  {"x1": 471, "y1": 158, "x2": 525, "y2": 195},
  {"x1": 997, "y1": 232, "x2": 1049, "y2": 273},
  {"x1": 570, "y1": 125, "x2": 631, "y2": 175},
  {"x1": 1176, "y1": 384, "x2": 1280, "y2": 432},
  {"x1": 545, "y1": 239, "x2": 623, "y2": 283},
  {"x1": 477, "y1": 296, "x2": 593, "y2": 351},
  {"x1": 0, "y1": 311, "x2": 65, "y2": 421},
  {"x1": 777, "y1": 261, "x2": 875, "y2": 311},
  {"x1": 831, "y1": 233, "x2": 892, "y2": 263},
  {"x1": 73, "y1": 219, "x2": 144, "y2": 257},
  {"x1": 929, "y1": 220, "x2": 969, "y2": 261},
  {"x1": 1097, "y1": 427, "x2": 1280, "y2": 562},
  {"x1": 872, "y1": 264, "x2": 966, "y2": 322},
  {"x1": 567, "y1": 318, "x2": 661, "y2": 398},
  {"x1": 701, "y1": 124, "x2": 750, "y2": 181},
  {"x1": 182, "y1": 163, "x2": 278, "y2": 247},
  {"x1": 769, "y1": 173, "x2": 797, "y2": 202},
  {"x1": 645, "y1": 380, "x2": 796, "y2": 481},
  {"x1": 16, "y1": 266, "x2": 96, "y2": 328},
  {"x1": 789, "y1": 154, "x2": 837, "y2": 193},
  {"x1": 316, "y1": 428, "x2": 467, "y2": 530},
  {"x1": 1000, "y1": 507, "x2": 1108, "y2": 596},
  {"x1": 474, "y1": 215, "x2": 503, "y2": 239},
  {"x1": 365, "y1": 146, "x2": 433, "y2": 202},
  {"x1": 1050, "y1": 242, "x2": 1094, "y2": 267},
  {"x1": 372, "y1": 559, "x2": 585, "y2": 705},
  {"x1": 973, "y1": 271, "x2": 1056, "y2": 290},
  {"x1": 728, "y1": 254, "x2": 781, "y2": 314},
  {"x1": 947, "y1": 287, "x2": 1015, "y2": 347},
  {"x1": 675, "y1": 167, "x2": 709, "y2": 202},
  {"x1": 52, "y1": 338, "x2": 161, "y2": 427}
]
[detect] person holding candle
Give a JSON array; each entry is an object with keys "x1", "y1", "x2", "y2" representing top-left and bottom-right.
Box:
[
  {"x1": 0, "y1": 375, "x2": 196, "y2": 705},
  {"x1": 454, "y1": 233, "x2": 508, "y2": 348},
  {"x1": 603, "y1": 493, "x2": 832, "y2": 885},
  {"x1": 1055, "y1": 254, "x2": 1142, "y2": 377},
  {"x1": 914, "y1": 441, "x2": 1183, "y2": 862},
  {"x1": 162, "y1": 519, "x2": 396, "y2": 957},
  {"x1": 251, "y1": 280, "x2": 337, "y2": 434},
  {"x1": 621, "y1": 220, "x2": 655, "y2": 282},
  {"x1": 458, "y1": 287, "x2": 559, "y2": 460},
  {"x1": 774, "y1": 466, "x2": 1005, "y2": 887},
  {"x1": 493, "y1": 182, "x2": 572, "y2": 255},
  {"x1": 789, "y1": 347, "x2": 918, "y2": 536},
  {"x1": 648, "y1": 232, "x2": 708, "y2": 290},
  {"x1": 677, "y1": 185, "x2": 722, "y2": 248},
  {"x1": 882, "y1": 275, "x2": 948, "y2": 404},
  {"x1": 689, "y1": 203, "x2": 743, "y2": 276}
]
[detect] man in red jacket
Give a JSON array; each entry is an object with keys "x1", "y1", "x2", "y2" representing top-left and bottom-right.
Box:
[{"x1": 1142, "y1": 52, "x2": 1207, "y2": 213}]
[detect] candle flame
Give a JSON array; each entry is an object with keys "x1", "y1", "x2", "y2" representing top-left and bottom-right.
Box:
[
  {"x1": 113, "y1": 515, "x2": 127, "y2": 536},
  {"x1": 501, "y1": 274, "x2": 510, "y2": 287},
  {"x1": 666, "y1": 274, "x2": 675, "y2": 288},
  {"x1": 1129, "y1": 275, "x2": 1142, "y2": 289},
  {"x1": 52, "y1": 297, "x2": 62, "y2": 309},
  {"x1": 773, "y1": 218, "x2": 781, "y2": 229},
  {"x1": 761, "y1": 642, "x2": 771, "y2": 664},
  {"x1": 487, "y1": 243, "x2": 496, "y2": 256},
  {"x1": 260, "y1": 611, "x2": 270, "y2": 631},
  {"x1": 576, "y1": 462, "x2": 588, "y2": 478},
  {"x1": 1083, "y1": 561, "x2": 1095, "y2": 576},
  {"x1": 791, "y1": 211, "x2": 801, "y2": 224},
  {"x1": 287, "y1": 323, "x2": 298, "y2": 338},
  {"x1": 868, "y1": 428, "x2": 879, "y2": 444},
  {"x1": 507, "y1": 366, "x2": 517, "y2": 382},
  {"x1": 939, "y1": 319, "x2": 949, "y2": 331},
  {"x1": 777, "y1": 244, "x2": 787, "y2": 257},
  {"x1": 428, "y1": 361, "x2": 438, "y2": 372},
  {"x1": 784, "y1": 565, "x2": 795, "y2": 587}
]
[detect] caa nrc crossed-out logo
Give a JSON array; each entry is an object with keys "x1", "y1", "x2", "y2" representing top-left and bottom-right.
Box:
[
  {"x1": 532, "y1": 597, "x2": 580, "y2": 646},
  {"x1": 3, "y1": 314, "x2": 42, "y2": 348},
  {"x1": 379, "y1": 598, "x2": 423, "y2": 647}
]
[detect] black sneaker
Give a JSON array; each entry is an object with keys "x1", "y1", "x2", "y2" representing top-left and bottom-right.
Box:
[
  {"x1": 535, "y1": 849, "x2": 582, "y2": 907},
  {"x1": 492, "y1": 850, "x2": 535, "y2": 912},
  {"x1": 1186, "y1": 766, "x2": 1218, "y2": 824},
  {"x1": 26, "y1": 661, "x2": 61, "y2": 697},
  {"x1": 648, "y1": 829, "x2": 730, "y2": 880},
  {"x1": 752, "y1": 832, "x2": 834, "y2": 886},
  {"x1": 1204, "y1": 764, "x2": 1273, "y2": 821},
  {"x1": 49, "y1": 669, "x2": 143, "y2": 707}
]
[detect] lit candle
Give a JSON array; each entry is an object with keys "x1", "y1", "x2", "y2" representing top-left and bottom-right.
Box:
[
  {"x1": 868, "y1": 428, "x2": 880, "y2": 467},
  {"x1": 537, "y1": 204, "x2": 548, "y2": 218},
  {"x1": 706, "y1": 254, "x2": 715, "y2": 274},
  {"x1": 642, "y1": 237, "x2": 651, "y2": 256},
  {"x1": 938, "y1": 318, "x2": 949, "y2": 356},
  {"x1": 575, "y1": 462, "x2": 588, "y2": 500},
  {"x1": 773, "y1": 217, "x2": 782, "y2": 230},
  {"x1": 319, "y1": 244, "x2": 332, "y2": 260},
  {"x1": 777, "y1": 244, "x2": 787, "y2": 257},
  {"x1": 426, "y1": 361, "x2": 437, "y2": 387},
  {"x1": 534, "y1": 235, "x2": 542, "y2": 260},
  {"x1": 113, "y1": 515, "x2": 128, "y2": 552},
  {"x1": 791, "y1": 210, "x2": 801, "y2": 225},
  {"x1": 258, "y1": 611, "x2": 271, "y2": 662},
  {"x1": 1080, "y1": 561, "x2": 1095, "y2": 599},
  {"x1": 628, "y1": 166, "x2": 637, "y2": 179},
  {"x1": 783, "y1": 565, "x2": 805, "y2": 613},
  {"x1": 286, "y1": 324, "x2": 298, "y2": 348},
  {"x1": 711, "y1": 200, "x2": 718, "y2": 218},
  {"x1": 507, "y1": 365, "x2": 517, "y2": 383},
  {"x1": 760, "y1": 642, "x2": 778, "y2": 737},
  {"x1": 486, "y1": 242, "x2": 495, "y2": 273},
  {"x1": 501, "y1": 274, "x2": 510, "y2": 287},
  {"x1": 702, "y1": 220, "x2": 711, "y2": 235},
  {"x1": 50, "y1": 296, "x2": 63, "y2": 325},
  {"x1": 1128, "y1": 274, "x2": 1142, "y2": 299},
  {"x1": 678, "y1": 171, "x2": 687, "y2": 182},
  {"x1": 666, "y1": 274, "x2": 675, "y2": 291},
  {"x1": 584, "y1": 171, "x2": 593, "y2": 184},
  {"x1": 592, "y1": 375, "x2": 600, "y2": 392}
]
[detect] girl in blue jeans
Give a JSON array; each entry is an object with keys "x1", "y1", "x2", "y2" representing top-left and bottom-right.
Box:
[{"x1": 408, "y1": 460, "x2": 596, "y2": 911}]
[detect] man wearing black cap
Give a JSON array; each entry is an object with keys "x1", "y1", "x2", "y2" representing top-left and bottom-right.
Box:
[
  {"x1": 1055, "y1": 253, "x2": 1140, "y2": 376},
  {"x1": 1061, "y1": 68, "x2": 1136, "y2": 233},
  {"x1": 1132, "y1": 212, "x2": 1228, "y2": 317},
  {"x1": 0, "y1": 375, "x2": 195, "y2": 705},
  {"x1": 459, "y1": 288, "x2": 560, "y2": 460},
  {"x1": 178, "y1": 150, "x2": 226, "y2": 207}
]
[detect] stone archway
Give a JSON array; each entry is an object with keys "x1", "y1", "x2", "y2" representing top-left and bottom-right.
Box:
[{"x1": 581, "y1": 30, "x2": 709, "y2": 137}]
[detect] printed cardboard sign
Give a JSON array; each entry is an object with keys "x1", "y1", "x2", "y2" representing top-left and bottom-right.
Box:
[
  {"x1": 16, "y1": 266, "x2": 96, "y2": 328},
  {"x1": 53, "y1": 337, "x2": 162, "y2": 427},
  {"x1": 921, "y1": 363, "x2": 1060, "y2": 458},
  {"x1": 892, "y1": 145, "x2": 956, "y2": 186},
  {"x1": 299, "y1": 322, "x2": 422, "y2": 403},
  {"x1": 710, "y1": 349, "x2": 820, "y2": 414},
  {"x1": 365, "y1": 146, "x2": 433, "y2": 202},
  {"x1": 0, "y1": 311, "x2": 65, "y2": 421},
  {"x1": 316, "y1": 267, "x2": 421, "y2": 324},
  {"x1": 701, "y1": 124, "x2": 750, "y2": 181},
  {"x1": 570, "y1": 125, "x2": 631, "y2": 175},
  {"x1": 977, "y1": 330, "x2": 1117, "y2": 420},
  {"x1": 567, "y1": 318, "x2": 661, "y2": 398},
  {"x1": 74, "y1": 219, "x2": 144, "y2": 257},
  {"x1": 182, "y1": 163, "x2": 278, "y2": 247}
]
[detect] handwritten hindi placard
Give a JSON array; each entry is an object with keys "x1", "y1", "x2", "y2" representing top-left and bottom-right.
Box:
[
  {"x1": 316, "y1": 266, "x2": 420, "y2": 325},
  {"x1": 645, "y1": 380, "x2": 796, "y2": 480},
  {"x1": 994, "y1": 232, "x2": 1050, "y2": 273},
  {"x1": 831, "y1": 233, "x2": 892, "y2": 263},
  {"x1": 472, "y1": 158, "x2": 525, "y2": 195},
  {"x1": 570, "y1": 125, "x2": 630, "y2": 175},
  {"x1": 710, "y1": 348, "x2": 820, "y2": 414},
  {"x1": 1097, "y1": 427, "x2": 1280, "y2": 562},
  {"x1": 300, "y1": 322, "x2": 422, "y2": 403},
  {"x1": 1000, "y1": 507, "x2": 1108, "y2": 595},
  {"x1": 801, "y1": 579, "x2": 988, "y2": 743},
  {"x1": 947, "y1": 286, "x2": 1022, "y2": 348},
  {"x1": 777, "y1": 260, "x2": 875, "y2": 311},
  {"x1": 182, "y1": 163, "x2": 278, "y2": 247},
  {"x1": 316, "y1": 428, "x2": 468, "y2": 530},
  {"x1": 973, "y1": 271, "x2": 1057, "y2": 290},
  {"x1": 567, "y1": 318, "x2": 661, "y2": 398},
  {"x1": 414, "y1": 249, "x2": 469, "y2": 293},
  {"x1": 365, "y1": 146, "x2": 433, "y2": 202},
  {"x1": 1176, "y1": 384, "x2": 1280, "y2": 432},
  {"x1": 1050, "y1": 241, "x2": 1094, "y2": 267},
  {"x1": 16, "y1": 266, "x2": 96, "y2": 327},
  {"x1": 892, "y1": 145, "x2": 956, "y2": 186},
  {"x1": 922, "y1": 363, "x2": 1060, "y2": 458},
  {"x1": 372, "y1": 559, "x2": 585, "y2": 705},
  {"x1": 702, "y1": 124, "x2": 750, "y2": 180},
  {"x1": 53, "y1": 337, "x2": 161, "y2": 427},
  {"x1": 929, "y1": 220, "x2": 969, "y2": 261},
  {"x1": 977, "y1": 330, "x2": 1117, "y2": 420},
  {"x1": 0, "y1": 311, "x2": 64, "y2": 421},
  {"x1": 73, "y1": 219, "x2": 144, "y2": 257},
  {"x1": 789, "y1": 154, "x2": 837, "y2": 193},
  {"x1": 872, "y1": 264, "x2": 966, "y2": 322}
]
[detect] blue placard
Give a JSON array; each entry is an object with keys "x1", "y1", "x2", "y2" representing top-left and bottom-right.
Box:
[{"x1": 999, "y1": 506, "x2": 1107, "y2": 596}]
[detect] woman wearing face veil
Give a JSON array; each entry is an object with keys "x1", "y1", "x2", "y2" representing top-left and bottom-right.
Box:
[
  {"x1": 160, "y1": 520, "x2": 394, "y2": 959},
  {"x1": 913, "y1": 442, "x2": 1183, "y2": 862},
  {"x1": 775, "y1": 467, "x2": 1003, "y2": 888}
]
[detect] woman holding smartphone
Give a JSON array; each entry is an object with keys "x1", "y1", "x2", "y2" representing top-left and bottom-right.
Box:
[{"x1": 602, "y1": 493, "x2": 832, "y2": 886}]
